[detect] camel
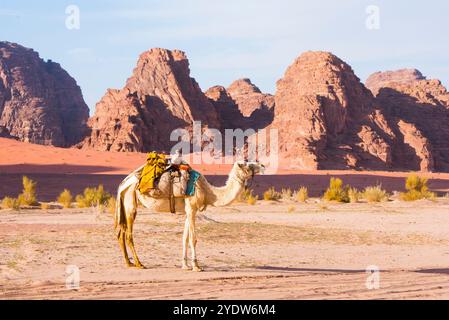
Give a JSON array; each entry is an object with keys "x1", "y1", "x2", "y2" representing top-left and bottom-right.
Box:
[{"x1": 114, "y1": 160, "x2": 265, "y2": 271}]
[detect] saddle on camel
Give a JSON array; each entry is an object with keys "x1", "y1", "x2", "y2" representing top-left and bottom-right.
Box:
[{"x1": 137, "y1": 150, "x2": 200, "y2": 213}]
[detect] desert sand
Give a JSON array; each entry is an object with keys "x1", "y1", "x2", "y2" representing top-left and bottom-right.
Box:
[
  {"x1": 2, "y1": 199, "x2": 449, "y2": 299},
  {"x1": 2, "y1": 137, "x2": 449, "y2": 299}
]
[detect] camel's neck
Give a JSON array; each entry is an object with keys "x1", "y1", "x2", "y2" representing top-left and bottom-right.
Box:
[{"x1": 203, "y1": 166, "x2": 246, "y2": 207}]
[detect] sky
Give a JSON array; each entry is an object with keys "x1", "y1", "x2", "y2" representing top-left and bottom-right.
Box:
[{"x1": 1, "y1": 0, "x2": 448, "y2": 114}]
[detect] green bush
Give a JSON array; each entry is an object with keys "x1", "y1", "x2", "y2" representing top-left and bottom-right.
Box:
[
  {"x1": 295, "y1": 186, "x2": 309, "y2": 203},
  {"x1": 57, "y1": 189, "x2": 73, "y2": 208},
  {"x1": 263, "y1": 187, "x2": 282, "y2": 201},
  {"x1": 323, "y1": 178, "x2": 349, "y2": 203},
  {"x1": 1, "y1": 197, "x2": 20, "y2": 210},
  {"x1": 17, "y1": 176, "x2": 38, "y2": 206},
  {"x1": 400, "y1": 175, "x2": 435, "y2": 201},
  {"x1": 76, "y1": 185, "x2": 112, "y2": 208},
  {"x1": 363, "y1": 185, "x2": 389, "y2": 203}
]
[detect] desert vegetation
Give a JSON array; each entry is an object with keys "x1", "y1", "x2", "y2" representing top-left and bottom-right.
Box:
[
  {"x1": 323, "y1": 177, "x2": 350, "y2": 203},
  {"x1": 362, "y1": 185, "x2": 389, "y2": 203},
  {"x1": 294, "y1": 186, "x2": 309, "y2": 203},
  {"x1": 57, "y1": 189, "x2": 73, "y2": 208},
  {"x1": 400, "y1": 175, "x2": 436, "y2": 201},
  {"x1": 75, "y1": 185, "x2": 112, "y2": 209},
  {"x1": 263, "y1": 187, "x2": 282, "y2": 201}
]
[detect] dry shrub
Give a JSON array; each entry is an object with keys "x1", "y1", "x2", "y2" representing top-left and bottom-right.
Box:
[
  {"x1": 247, "y1": 193, "x2": 258, "y2": 205},
  {"x1": 363, "y1": 185, "x2": 389, "y2": 203},
  {"x1": 107, "y1": 196, "x2": 116, "y2": 214},
  {"x1": 57, "y1": 189, "x2": 73, "y2": 208},
  {"x1": 18, "y1": 176, "x2": 38, "y2": 206},
  {"x1": 295, "y1": 186, "x2": 309, "y2": 203},
  {"x1": 323, "y1": 178, "x2": 349, "y2": 203},
  {"x1": 76, "y1": 185, "x2": 112, "y2": 208},
  {"x1": 348, "y1": 187, "x2": 361, "y2": 203},
  {"x1": 263, "y1": 187, "x2": 282, "y2": 201},
  {"x1": 238, "y1": 188, "x2": 253, "y2": 202},
  {"x1": 1, "y1": 197, "x2": 20, "y2": 210},
  {"x1": 400, "y1": 175, "x2": 435, "y2": 201},
  {"x1": 281, "y1": 188, "x2": 293, "y2": 200}
]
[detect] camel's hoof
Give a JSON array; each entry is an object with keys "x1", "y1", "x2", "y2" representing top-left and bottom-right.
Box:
[
  {"x1": 126, "y1": 263, "x2": 135, "y2": 268},
  {"x1": 181, "y1": 265, "x2": 190, "y2": 271},
  {"x1": 192, "y1": 266, "x2": 203, "y2": 272},
  {"x1": 134, "y1": 263, "x2": 146, "y2": 269}
]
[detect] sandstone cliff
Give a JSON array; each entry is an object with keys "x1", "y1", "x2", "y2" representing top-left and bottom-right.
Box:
[
  {"x1": 0, "y1": 41, "x2": 89, "y2": 146},
  {"x1": 82, "y1": 48, "x2": 221, "y2": 152}
]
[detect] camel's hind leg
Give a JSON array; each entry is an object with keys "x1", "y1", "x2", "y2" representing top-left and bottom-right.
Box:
[
  {"x1": 117, "y1": 227, "x2": 133, "y2": 267},
  {"x1": 125, "y1": 215, "x2": 145, "y2": 269},
  {"x1": 117, "y1": 184, "x2": 143, "y2": 268}
]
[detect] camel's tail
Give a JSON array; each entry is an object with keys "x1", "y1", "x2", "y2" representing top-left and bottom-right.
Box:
[
  {"x1": 114, "y1": 187, "x2": 126, "y2": 231},
  {"x1": 114, "y1": 164, "x2": 145, "y2": 233}
]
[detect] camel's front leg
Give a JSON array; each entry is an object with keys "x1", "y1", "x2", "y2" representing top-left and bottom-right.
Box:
[
  {"x1": 188, "y1": 212, "x2": 202, "y2": 272},
  {"x1": 181, "y1": 218, "x2": 190, "y2": 270}
]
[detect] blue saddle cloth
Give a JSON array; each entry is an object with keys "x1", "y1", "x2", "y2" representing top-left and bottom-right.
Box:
[{"x1": 186, "y1": 170, "x2": 201, "y2": 196}]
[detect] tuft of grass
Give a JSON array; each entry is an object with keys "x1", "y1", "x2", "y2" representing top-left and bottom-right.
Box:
[
  {"x1": 107, "y1": 196, "x2": 116, "y2": 214},
  {"x1": 348, "y1": 187, "x2": 361, "y2": 203},
  {"x1": 400, "y1": 175, "x2": 436, "y2": 201},
  {"x1": 76, "y1": 185, "x2": 112, "y2": 208},
  {"x1": 1, "y1": 197, "x2": 20, "y2": 210},
  {"x1": 295, "y1": 186, "x2": 309, "y2": 203},
  {"x1": 281, "y1": 188, "x2": 293, "y2": 200},
  {"x1": 17, "y1": 176, "x2": 38, "y2": 206},
  {"x1": 363, "y1": 185, "x2": 389, "y2": 203},
  {"x1": 323, "y1": 177, "x2": 349, "y2": 203},
  {"x1": 263, "y1": 187, "x2": 282, "y2": 201},
  {"x1": 238, "y1": 188, "x2": 253, "y2": 202},
  {"x1": 247, "y1": 193, "x2": 258, "y2": 205},
  {"x1": 287, "y1": 205, "x2": 296, "y2": 213},
  {"x1": 57, "y1": 189, "x2": 73, "y2": 208}
]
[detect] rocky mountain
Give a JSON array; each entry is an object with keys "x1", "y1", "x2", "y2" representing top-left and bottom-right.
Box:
[
  {"x1": 0, "y1": 41, "x2": 89, "y2": 147},
  {"x1": 271, "y1": 51, "x2": 394, "y2": 170},
  {"x1": 366, "y1": 69, "x2": 449, "y2": 171},
  {"x1": 271, "y1": 53, "x2": 449, "y2": 172},
  {"x1": 81, "y1": 48, "x2": 220, "y2": 152},
  {"x1": 3, "y1": 41, "x2": 449, "y2": 172},
  {"x1": 205, "y1": 78, "x2": 274, "y2": 131}
]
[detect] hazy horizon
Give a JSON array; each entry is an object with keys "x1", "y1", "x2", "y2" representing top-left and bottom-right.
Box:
[{"x1": 1, "y1": 0, "x2": 448, "y2": 113}]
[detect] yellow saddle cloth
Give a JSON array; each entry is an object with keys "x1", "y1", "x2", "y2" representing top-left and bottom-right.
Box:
[{"x1": 138, "y1": 152, "x2": 168, "y2": 194}]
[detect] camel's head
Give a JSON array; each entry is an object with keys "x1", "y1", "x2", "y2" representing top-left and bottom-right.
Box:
[{"x1": 235, "y1": 160, "x2": 265, "y2": 179}]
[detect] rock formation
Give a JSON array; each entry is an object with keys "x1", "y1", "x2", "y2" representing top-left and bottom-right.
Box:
[
  {"x1": 205, "y1": 79, "x2": 274, "y2": 131},
  {"x1": 82, "y1": 48, "x2": 221, "y2": 152},
  {"x1": 367, "y1": 69, "x2": 449, "y2": 171},
  {"x1": 0, "y1": 41, "x2": 89, "y2": 146},
  {"x1": 271, "y1": 51, "x2": 394, "y2": 170}
]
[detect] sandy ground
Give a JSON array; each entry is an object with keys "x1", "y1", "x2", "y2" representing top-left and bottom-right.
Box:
[{"x1": 2, "y1": 199, "x2": 449, "y2": 300}]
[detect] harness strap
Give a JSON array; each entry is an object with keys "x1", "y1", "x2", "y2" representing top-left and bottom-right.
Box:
[{"x1": 168, "y1": 174, "x2": 175, "y2": 213}]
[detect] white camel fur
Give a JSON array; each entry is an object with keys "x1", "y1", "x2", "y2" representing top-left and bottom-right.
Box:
[{"x1": 114, "y1": 160, "x2": 265, "y2": 271}]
